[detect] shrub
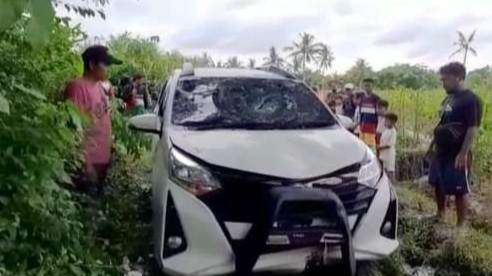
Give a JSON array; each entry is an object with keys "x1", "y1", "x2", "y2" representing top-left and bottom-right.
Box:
[{"x1": 0, "y1": 21, "x2": 117, "y2": 276}]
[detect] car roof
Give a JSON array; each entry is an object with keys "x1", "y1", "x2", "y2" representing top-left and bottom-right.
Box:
[{"x1": 180, "y1": 68, "x2": 289, "y2": 80}]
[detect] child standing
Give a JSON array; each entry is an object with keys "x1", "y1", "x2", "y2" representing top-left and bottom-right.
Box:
[
  {"x1": 376, "y1": 99, "x2": 389, "y2": 145},
  {"x1": 377, "y1": 113, "x2": 398, "y2": 183}
]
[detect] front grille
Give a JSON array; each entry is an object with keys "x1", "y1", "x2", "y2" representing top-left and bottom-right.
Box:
[{"x1": 312, "y1": 181, "x2": 376, "y2": 216}]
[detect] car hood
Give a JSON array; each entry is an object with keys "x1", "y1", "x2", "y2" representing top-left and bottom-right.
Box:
[{"x1": 169, "y1": 127, "x2": 367, "y2": 179}]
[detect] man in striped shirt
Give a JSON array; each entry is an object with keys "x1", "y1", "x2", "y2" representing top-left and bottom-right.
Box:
[{"x1": 358, "y1": 78, "x2": 380, "y2": 151}]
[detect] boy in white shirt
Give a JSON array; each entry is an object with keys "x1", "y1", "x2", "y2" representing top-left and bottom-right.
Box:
[
  {"x1": 376, "y1": 99, "x2": 389, "y2": 144},
  {"x1": 377, "y1": 113, "x2": 398, "y2": 183}
]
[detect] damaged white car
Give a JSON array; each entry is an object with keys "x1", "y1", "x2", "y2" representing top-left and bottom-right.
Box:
[{"x1": 130, "y1": 65, "x2": 399, "y2": 276}]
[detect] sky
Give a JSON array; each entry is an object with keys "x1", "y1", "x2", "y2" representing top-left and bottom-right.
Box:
[{"x1": 63, "y1": 0, "x2": 492, "y2": 73}]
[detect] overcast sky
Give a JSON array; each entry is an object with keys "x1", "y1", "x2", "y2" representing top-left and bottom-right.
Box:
[{"x1": 66, "y1": 0, "x2": 492, "y2": 73}]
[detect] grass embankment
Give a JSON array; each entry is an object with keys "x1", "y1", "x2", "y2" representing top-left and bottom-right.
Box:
[{"x1": 379, "y1": 183, "x2": 492, "y2": 276}]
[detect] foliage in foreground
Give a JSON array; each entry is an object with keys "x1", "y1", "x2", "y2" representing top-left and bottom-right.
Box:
[{"x1": 0, "y1": 21, "x2": 118, "y2": 276}]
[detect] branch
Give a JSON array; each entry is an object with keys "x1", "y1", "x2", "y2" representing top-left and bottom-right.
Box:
[{"x1": 449, "y1": 48, "x2": 462, "y2": 58}]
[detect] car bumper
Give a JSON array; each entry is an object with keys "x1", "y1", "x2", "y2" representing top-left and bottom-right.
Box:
[{"x1": 155, "y1": 174, "x2": 398, "y2": 276}]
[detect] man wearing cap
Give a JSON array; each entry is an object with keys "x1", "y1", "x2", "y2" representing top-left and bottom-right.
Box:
[{"x1": 64, "y1": 45, "x2": 121, "y2": 195}]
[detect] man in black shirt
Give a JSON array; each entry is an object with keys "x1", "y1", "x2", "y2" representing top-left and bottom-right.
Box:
[{"x1": 428, "y1": 62, "x2": 483, "y2": 227}]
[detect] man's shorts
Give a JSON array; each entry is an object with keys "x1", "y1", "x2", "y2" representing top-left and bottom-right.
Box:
[
  {"x1": 429, "y1": 157, "x2": 470, "y2": 195},
  {"x1": 359, "y1": 132, "x2": 377, "y2": 151}
]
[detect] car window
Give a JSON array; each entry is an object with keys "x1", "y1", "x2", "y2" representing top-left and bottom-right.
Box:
[{"x1": 171, "y1": 77, "x2": 336, "y2": 130}]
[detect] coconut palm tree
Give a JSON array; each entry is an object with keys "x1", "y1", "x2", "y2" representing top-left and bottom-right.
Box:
[
  {"x1": 248, "y1": 58, "x2": 256, "y2": 68},
  {"x1": 263, "y1": 46, "x2": 284, "y2": 67},
  {"x1": 200, "y1": 52, "x2": 215, "y2": 67},
  {"x1": 284, "y1": 32, "x2": 323, "y2": 78},
  {"x1": 316, "y1": 44, "x2": 334, "y2": 74},
  {"x1": 286, "y1": 55, "x2": 302, "y2": 75},
  {"x1": 225, "y1": 56, "x2": 243, "y2": 68},
  {"x1": 450, "y1": 30, "x2": 477, "y2": 66}
]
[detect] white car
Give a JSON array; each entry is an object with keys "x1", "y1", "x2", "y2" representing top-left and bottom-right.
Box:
[{"x1": 130, "y1": 65, "x2": 398, "y2": 276}]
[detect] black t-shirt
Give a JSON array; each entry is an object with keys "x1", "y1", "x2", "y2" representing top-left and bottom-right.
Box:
[
  {"x1": 440, "y1": 88, "x2": 483, "y2": 127},
  {"x1": 434, "y1": 88, "x2": 483, "y2": 157}
]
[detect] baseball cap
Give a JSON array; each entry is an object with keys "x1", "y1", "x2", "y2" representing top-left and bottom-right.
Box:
[
  {"x1": 344, "y1": 83, "x2": 355, "y2": 90},
  {"x1": 82, "y1": 45, "x2": 122, "y2": 66}
]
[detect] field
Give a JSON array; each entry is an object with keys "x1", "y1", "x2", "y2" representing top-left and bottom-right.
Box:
[
  {"x1": 375, "y1": 87, "x2": 492, "y2": 276},
  {"x1": 379, "y1": 86, "x2": 492, "y2": 185}
]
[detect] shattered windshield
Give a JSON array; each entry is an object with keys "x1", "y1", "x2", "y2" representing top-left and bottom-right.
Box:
[{"x1": 172, "y1": 77, "x2": 336, "y2": 130}]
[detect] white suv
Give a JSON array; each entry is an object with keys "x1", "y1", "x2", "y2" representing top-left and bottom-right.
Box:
[{"x1": 130, "y1": 66, "x2": 398, "y2": 276}]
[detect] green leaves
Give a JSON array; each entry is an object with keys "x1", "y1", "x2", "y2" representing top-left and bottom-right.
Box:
[
  {"x1": 0, "y1": 0, "x2": 55, "y2": 46},
  {"x1": 0, "y1": 0, "x2": 29, "y2": 32},
  {"x1": 14, "y1": 83, "x2": 47, "y2": 100},
  {"x1": 0, "y1": 93, "x2": 9, "y2": 114},
  {"x1": 25, "y1": 0, "x2": 56, "y2": 46}
]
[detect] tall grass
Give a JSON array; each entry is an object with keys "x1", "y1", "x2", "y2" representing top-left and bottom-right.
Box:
[{"x1": 378, "y1": 86, "x2": 492, "y2": 186}]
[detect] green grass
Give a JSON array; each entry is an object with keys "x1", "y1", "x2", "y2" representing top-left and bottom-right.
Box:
[
  {"x1": 381, "y1": 184, "x2": 492, "y2": 276},
  {"x1": 379, "y1": 86, "x2": 492, "y2": 188}
]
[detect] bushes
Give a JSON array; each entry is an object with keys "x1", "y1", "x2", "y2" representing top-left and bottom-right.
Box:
[{"x1": 0, "y1": 22, "x2": 118, "y2": 276}]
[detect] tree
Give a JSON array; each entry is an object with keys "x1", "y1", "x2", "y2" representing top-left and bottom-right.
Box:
[
  {"x1": 107, "y1": 33, "x2": 184, "y2": 82},
  {"x1": 0, "y1": 0, "x2": 108, "y2": 46},
  {"x1": 377, "y1": 64, "x2": 440, "y2": 89},
  {"x1": 450, "y1": 30, "x2": 477, "y2": 66},
  {"x1": 225, "y1": 56, "x2": 243, "y2": 68},
  {"x1": 263, "y1": 46, "x2": 284, "y2": 67},
  {"x1": 316, "y1": 44, "x2": 334, "y2": 74},
  {"x1": 188, "y1": 52, "x2": 215, "y2": 68},
  {"x1": 284, "y1": 32, "x2": 324, "y2": 79},
  {"x1": 344, "y1": 58, "x2": 375, "y2": 85},
  {"x1": 467, "y1": 66, "x2": 492, "y2": 87},
  {"x1": 286, "y1": 55, "x2": 302, "y2": 75},
  {"x1": 248, "y1": 58, "x2": 256, "y2": 68}
]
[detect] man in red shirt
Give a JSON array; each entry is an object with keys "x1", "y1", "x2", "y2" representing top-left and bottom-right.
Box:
[
  {"x1": 65, "y1": 45, "x2": 121, "y2": 195},
  {"x1": 358, "y1": 78, "x2": 380, "y2": 151}
]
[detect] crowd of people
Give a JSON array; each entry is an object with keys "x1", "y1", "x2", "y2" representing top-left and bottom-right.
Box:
[
  {"x1": 65, "y1": 45, "x2": 482, "y2": 228},
  {"x1": 324, "y1": 78, "x2": 399, "y2": 183},
  {"x1": 322, "y1": 62, "x2": 483, "y2": 227}
]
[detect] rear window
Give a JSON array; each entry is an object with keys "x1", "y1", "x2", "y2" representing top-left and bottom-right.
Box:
[{"x1": 171, "y1": 77, "x2": 336, "y2": 130}]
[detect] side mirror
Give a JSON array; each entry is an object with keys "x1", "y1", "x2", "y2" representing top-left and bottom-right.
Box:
[
  {"x1": 129, "y1": 114, "x2": 161, "y2": 134},
  {"x1": 337, "y1": 115, "x2": 355, "y2": 130}
]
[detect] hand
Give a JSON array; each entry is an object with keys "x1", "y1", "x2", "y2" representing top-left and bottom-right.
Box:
[{"x1": 455, "y1": 151, "x2": 469, "y2": 171}]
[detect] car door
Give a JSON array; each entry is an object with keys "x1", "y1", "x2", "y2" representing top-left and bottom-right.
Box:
[{"x1": 151, "y1": 74, "x2": 177, "y2": 265}]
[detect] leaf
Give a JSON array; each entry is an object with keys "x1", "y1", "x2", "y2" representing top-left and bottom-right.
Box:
[
  {"x1": 0, "y1": 93, "x2": 10, "y2": 114},
  {"x1": 0, "y1": 0, "x2": 28, "y2": 32},
  {"x1": 97, "y1": 10, "x2": 106, "y2": 20},
  {"x1": 69, "y1": 264, "x2": 85, "y2": 276},
  {"x1": 14, "y1": 84, "x2": 46, "y2": 100},
  {"x1": 25, "y1": 0, "x2": 55, "y2": 46},
  {"x1": 0, "y1": 196, "x2": 9, "y2": 205}
]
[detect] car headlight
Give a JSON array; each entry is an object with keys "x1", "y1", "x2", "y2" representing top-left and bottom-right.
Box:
[
  {"x1": 169, "y1": 148, "x2": 222, "y2": 196},
  {"x1": 358, "y1": 149, "x2": 381, "y2": 187}
]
